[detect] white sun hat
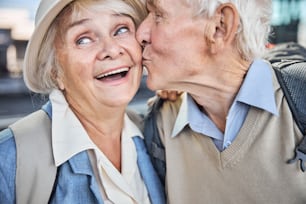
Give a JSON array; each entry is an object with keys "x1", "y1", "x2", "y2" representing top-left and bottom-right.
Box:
[{"x1": 23, "y1": 0, "x2": 74, "y2": 90}]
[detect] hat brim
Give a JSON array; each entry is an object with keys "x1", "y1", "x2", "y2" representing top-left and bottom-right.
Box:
[{"x1": 23, "y1": 0, "x2": 75, "y2": 78}]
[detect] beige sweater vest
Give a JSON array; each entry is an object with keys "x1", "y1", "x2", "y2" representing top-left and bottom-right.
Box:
[{"x1": 156, "y1": 73, "x2": 306, "y2": 204}]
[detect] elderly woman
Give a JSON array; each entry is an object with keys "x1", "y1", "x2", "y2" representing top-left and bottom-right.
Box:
[{"x1": 0, "y1": 0, "x2": 165, "y2": 203}]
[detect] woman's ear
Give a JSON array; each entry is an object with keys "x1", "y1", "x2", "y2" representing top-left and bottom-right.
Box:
[
  {"x1": 56, "y1": 77, "x2": 65, "y2": 91},
  {"x1": 208, "y1": 3, "x2": 240, "y2": 54},
  {"x1": 52, "y1": 69, "x2": 65, "y2": 90}
]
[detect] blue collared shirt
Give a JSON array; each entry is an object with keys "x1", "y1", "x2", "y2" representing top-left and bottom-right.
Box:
[{"x1": 172, "y1": 59, "x2": 278, "y2": 151}]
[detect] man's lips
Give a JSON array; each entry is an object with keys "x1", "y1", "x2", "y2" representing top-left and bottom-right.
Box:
[
  {"x1": 142, "y1": 56, "x2": 151, "y2": 62},
  {"x1": 142, "y1": 48, "x2": 151, "y2": 62}
]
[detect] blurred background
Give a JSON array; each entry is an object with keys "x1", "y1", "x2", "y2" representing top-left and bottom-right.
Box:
[{"x1": 0, "y1": 0, "x2": 305, "y2": 130}]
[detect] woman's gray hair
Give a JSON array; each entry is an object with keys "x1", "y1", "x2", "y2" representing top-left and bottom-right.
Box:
[
  {"x1": 25, "y1": 0, "x2": 147, "y2": 94},
  {"x1": 185, "y1": 0, "x2": 272, "y2": 61}
]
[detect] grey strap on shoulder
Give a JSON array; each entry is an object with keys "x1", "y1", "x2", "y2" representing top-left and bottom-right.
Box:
[
  {"x1": 9, "y1": 110, "x2": 56, "y2": 204},
  {"x1": 126, "y1": 108, "x2": 144, "y2": 132}
]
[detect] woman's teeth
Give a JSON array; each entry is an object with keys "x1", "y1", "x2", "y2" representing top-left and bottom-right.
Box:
[{"x1": 96, "y1": 67, "x2": 129, "y2": 80}]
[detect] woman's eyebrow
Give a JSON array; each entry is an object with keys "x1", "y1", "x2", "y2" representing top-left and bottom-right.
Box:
[
  {"x1": 68, "y1": 18, "x2": 91, "y2": 29},
  {"x1": 67, "y1": 13, "x2": 132, "y2": 31}
]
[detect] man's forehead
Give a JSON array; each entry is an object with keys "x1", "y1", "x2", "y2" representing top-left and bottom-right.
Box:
[{"x1": 147, "y1": 0, "x2": 182, "y2": 8}]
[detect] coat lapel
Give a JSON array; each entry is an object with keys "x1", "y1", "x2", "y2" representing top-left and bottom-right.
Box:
[
  {"x1": 68, "y1": 151, "x2": 104, "y2": 204},
  {"x1": 132, "y1": 136, "x2": 166, "y2": 204}
]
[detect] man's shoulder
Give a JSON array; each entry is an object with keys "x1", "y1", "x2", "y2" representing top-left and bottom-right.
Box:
[{"x1": 151, "y1": 95, "x2": 183, "y2": 117}]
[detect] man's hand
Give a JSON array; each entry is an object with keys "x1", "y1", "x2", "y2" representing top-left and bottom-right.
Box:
[{"x1": 156, "y1": 90, "x2": 183, "y2": 101}]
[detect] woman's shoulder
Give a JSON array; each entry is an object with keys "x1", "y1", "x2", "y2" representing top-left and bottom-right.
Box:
[
  {"x1": 126, "y1": 109, "x2": 144, "y2": 131},
  {"x1": 0, "y1": 128, "x2": 14, "y2": 144},
  {"x1": 0, "y1": 128, "x2": 16, "y2": 203},
  {"x1": 0, "y1": 128, "x2": 17, "y2": 167}
]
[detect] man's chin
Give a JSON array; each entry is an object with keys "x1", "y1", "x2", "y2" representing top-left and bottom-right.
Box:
[{"x1": 146, "y1": 77, "x2": 160, "y2": 91}]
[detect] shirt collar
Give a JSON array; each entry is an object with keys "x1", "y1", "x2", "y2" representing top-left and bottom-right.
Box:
[
  {"x1": 236, "y1": 59, "x2": 278, "y2": 115},
  {"x1": 171, "y1": 93, "x2": 189, "y2": 137},
  {"x1": 50, "y1": 90, "x2": 96, "y2": 166},
  {"x1": 171, "y1": 59, "x2": 278, "y2": 137},
  {"x1": 49, "y1": 89, "x2": 143, "y2": 166}
]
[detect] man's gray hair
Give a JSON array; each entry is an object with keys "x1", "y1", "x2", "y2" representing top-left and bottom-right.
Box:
[{"x1": 185, "y1": 0, "x2": 272, "y2": 61}]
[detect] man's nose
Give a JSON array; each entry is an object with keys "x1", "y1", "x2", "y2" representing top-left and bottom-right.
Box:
[{"x1": 136, "y1": 18, "x2": 151, "y2": 48}]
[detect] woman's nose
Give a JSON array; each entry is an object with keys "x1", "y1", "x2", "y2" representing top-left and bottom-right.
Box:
[{"x1": 97, "y1": 38, "x2": 124, "y2": 60}]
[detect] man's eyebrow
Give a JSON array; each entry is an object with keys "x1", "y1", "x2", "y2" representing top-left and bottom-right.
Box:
[
  {"x1": 147, "y1": 0, "x2": 154, "y2": 6},
  {"x1": 147, "y1": 0, "x2": 166, "y2": 14},
  {"x1": 147, "y1": 0, "x2": 157, "y2": 10}
]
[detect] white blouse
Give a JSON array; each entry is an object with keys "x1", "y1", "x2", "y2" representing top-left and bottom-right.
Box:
[{"x1": 49, "y1": 89, "x2": 150, "y2": 204}]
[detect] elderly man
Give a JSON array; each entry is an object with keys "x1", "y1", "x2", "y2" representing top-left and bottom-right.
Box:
[{"x1": 136, "y1": 0, "x2": 306, "y2": 203}]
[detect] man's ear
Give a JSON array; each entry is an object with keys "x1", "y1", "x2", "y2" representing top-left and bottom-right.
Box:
[{"x1": 208, "y1": 3, "x2": 240, "y2": 54}]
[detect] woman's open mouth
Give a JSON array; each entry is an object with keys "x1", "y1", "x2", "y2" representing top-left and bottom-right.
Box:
[{"x1": 96, "y1": 67, "x2": 130, "y2": 81}]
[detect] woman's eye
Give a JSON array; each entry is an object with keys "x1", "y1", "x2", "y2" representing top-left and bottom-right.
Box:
[
  {"x1": 115, "y1": 26, "x2": 129, "y2": 35},
  {"x1": 76, "y1": 37, "x2": 92, "y2": 45}
]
